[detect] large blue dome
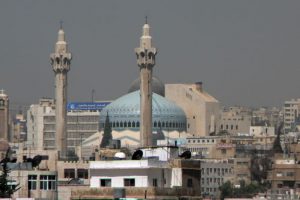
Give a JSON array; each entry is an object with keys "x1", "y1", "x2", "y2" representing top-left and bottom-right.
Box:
[{"x1": 100, "y1": 90, "x2": 186, "y2": 132}]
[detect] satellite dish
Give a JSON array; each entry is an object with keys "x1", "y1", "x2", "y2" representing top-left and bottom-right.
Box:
[
  {"x1": 32, "y1": 155, "x2": 42, "y2": 167},
  {"x1": 179, "y1": 150, "x2": 191, "y2": 159},
  {"x1": 132, "y1": 150, "x2": 143, "y2": 160},
  {"x1": 114, "y1": 152, "x2": 126, "y2": 159}
]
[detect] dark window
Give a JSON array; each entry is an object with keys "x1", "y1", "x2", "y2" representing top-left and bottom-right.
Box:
[
  {"x1": 220, "y1": 124, "x2": 223, "y2": 129},
  {"x1": 231, "y1": 125, "x2": 233, "y2": 130},
  {"x1": 28, "y1": 175, "x2": 37, "y2": 190},
  {"x1": 112, "y1": 122, "x2": 115, "y2": 127},
  {"x1": 124, "y1": 178, "x2": 135, "y2": 187},
  {"x1": 40, "y1": 175, "x2": 56, "y2": 190},
  {"x1": 162, "y1": 122, "x2": 165, "y2": 127},
  {"x1": 236, "y1": 125, "x2": 238, "y2": 130},
  {"x1": 137, "y1": 122, "x2": 140, "y2": 127},
  {"x1": 132, "y1": 121, "x2": 135, "y2": 127},
  {"x1": 124, "y1": 122, "x2": 127, "y2": 127},
  {"x1": 100, "y1": 179, "x2": 111, "y2": 187},
  {"x1": 158, "y1": 121, "x2": 161, "y2": 128},
  {"x1": 187, "y1": 178, "x2": 193, "y2": 187},
  {"x1": 64, "y1": 169, "x2": 75, "y2": 178},
  {"x1": 128, "y1": 121, "x2": 131, "y2": 127},
  {"x1": 120, "y1": 122, "x2": 123, "y2": 127},
  {"x1": 153, "y1": 179, "x2": 158, "y2": 187},
  {"x1": 116, "y1": 122, "x2": 119, "y2": 127},
  {"x1": 154, "y1": 121, "x2": 157, "y2": 127},
  {"x1": 77, "y1": 169, "x2": 88, "y2": 179}
]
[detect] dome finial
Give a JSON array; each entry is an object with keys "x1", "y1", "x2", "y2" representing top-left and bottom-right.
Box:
[{"x1": 60, "y1": 20, "x2": 63, "y2": 30}]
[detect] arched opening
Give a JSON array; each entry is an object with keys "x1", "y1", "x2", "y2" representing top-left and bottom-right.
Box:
[
  {"x1": 128, "y1": 121, "x2": 131, "y2": 127},
  {"x1": 137, "y1": 121, "x2": 140, "y2": 127},
  {"x1": 154, "y1": 121, "x2": 157, "y2": 127},
  {"x1": 120, "y1": 122, "x2": 123, "y2": 127},
  {"x1": 132, "y1": 121, "x2": 136, "y2": 127}
]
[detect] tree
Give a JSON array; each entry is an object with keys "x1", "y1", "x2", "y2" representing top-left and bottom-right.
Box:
[
  {"x1": 100, "y1": 112, "x2": 112, "y2": 148},
  {"x1": 219, "y1": 181, "x2": 233, "y2": 200},
  {"x1": 0, "y1": 148, "x2": 20, "y2": 198}
]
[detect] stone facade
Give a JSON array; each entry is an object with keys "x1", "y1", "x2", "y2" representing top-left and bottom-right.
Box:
[
  {"x1": 0, "y1": 90, "x2": 9, "y2": 140},
  {"x1": 165, "y1": 82, "x2": 220, "y2": 136}
]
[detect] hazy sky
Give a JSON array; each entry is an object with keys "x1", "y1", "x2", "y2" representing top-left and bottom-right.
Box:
[{"x1": 1, "y1": 0, "x2": 300, "y2": 109}]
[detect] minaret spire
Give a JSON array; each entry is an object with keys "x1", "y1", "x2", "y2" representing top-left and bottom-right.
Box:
[
  {"x1": 135, "y1": 20, "x2": 157, "y2": 147},
  {"x1": 50, "y1": 25, "x2": 72, "y2": 159}
]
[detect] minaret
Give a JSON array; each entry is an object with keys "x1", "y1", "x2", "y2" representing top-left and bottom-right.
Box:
[
  {"x1": 0, "y1": 89, "x2": 9, "y2": 141},
  {"x1": 135, "y1": 19, "x2": 157, "y2": 147},
  {"x1": 50, "y1": 24, "x2": 72, "y2": 159}
]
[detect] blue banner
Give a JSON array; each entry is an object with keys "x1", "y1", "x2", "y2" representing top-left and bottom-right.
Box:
[{"x1": 67, "y1": 102, "x2": 110, "y2": 111}]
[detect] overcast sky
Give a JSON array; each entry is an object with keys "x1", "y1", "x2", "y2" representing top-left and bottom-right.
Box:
[{"x1": 1, "y1": 0, "x2": 300, "y2": 109}]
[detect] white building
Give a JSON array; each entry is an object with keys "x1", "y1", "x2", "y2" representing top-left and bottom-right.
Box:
[
  {"x1": 89, "y1": 147, "x2": 200, "y2": 190},
  {"x1": 27, "y1": 99, "x2": 106, "y2": 153}
]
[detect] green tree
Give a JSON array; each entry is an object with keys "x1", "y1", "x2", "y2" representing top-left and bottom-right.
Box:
[
  {"x1": 219, "y1": 181, "x2": 233, "y2": 200},
  {"x1": 100, "y1": 112, "x2": 112, "y2": 148},
  {"x1": 0, "y1": 149, "x2": 20, "y2": 198}
]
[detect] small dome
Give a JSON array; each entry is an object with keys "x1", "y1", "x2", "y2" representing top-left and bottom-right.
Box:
[
  {"x1": 100, "y1": 90, "x2": 186, "y2": 132},
  {"x1": 128, "y1": 76, "x2": 165, "y2": 97}
]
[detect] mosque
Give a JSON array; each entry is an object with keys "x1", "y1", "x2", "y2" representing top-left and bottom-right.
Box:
[{"x1": 85, "y1": 21, "x2": 220, "y2": 150}]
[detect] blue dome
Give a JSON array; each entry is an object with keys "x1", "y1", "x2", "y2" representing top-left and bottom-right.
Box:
[{"x1": 100, "y1": 90, "x2": 186, "y2": 132}]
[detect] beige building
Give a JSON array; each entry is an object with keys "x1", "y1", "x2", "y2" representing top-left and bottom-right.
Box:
[
  {"x1": 185, "y1": 136, "x2": 235, "y2": 159},
  {"x1": 165, "y1": 82, "x2": 220, "y2": 136},
  {"x1": 284, "y1": 98, "x2": 300, "y2": 133},
  {"x1": 220, "y1": 106, "x2": 252, "y2": 135}
]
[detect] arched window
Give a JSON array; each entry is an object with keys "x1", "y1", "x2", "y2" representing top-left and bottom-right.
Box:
[
  {"x1": 56, "y1": 57, "x2": 60, "y2": 64},
  {"x1": 128, "y1": 121, "x2": 131, "y2": 127},
  {"x1": 158, "y1": 122, "x2": 161, "y2": 128},
  {"x1": 120, "y1": 122, "x2": 123, "y2": 127},
  {"x1": 132, "y1": 121, "x2": 136, "y2": 127},
  {"x1": 162, "y1": 122, "x2": 165, "y2": 127},
  {"x1": 137, "y1": 121, "x2": 140, "y2": 127},
  {"x1": 176, "y1": 123, "x2": 178, "y2": 128},
  {"x1": 124, "y1": 122, "x2": 127, "y2": 127},
  {"x1": 154, "y1": 121, "x2": 157, "y2": 127},
  {"x1": 220, "y1": 124, "x2": 223, "y2": 130},
  {"x1": 113, "y1": 122, "x2": 115, "y2": 127},
  {"x1": 116, "y1": 122, "x2": 119, "y2": 127},
  {"x1": 172, "y1": 122, "x2": 175, "y2": 128},
  {"x1": 166, "y1": 122, "x2": 169, "y2": 128}
]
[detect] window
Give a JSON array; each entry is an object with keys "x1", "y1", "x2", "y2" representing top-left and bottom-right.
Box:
[
  {"x1": 221, "y1": 149, "x2": 227, "y2": 154},
  {"x1": 28, "y1": 175, "x2": 37, "y2": 190},
  {"x1": 124, "y1": 178, "x2": 135, "y2": 187},
  {"x1": 187, "y1": 178, "x2": 193, "y2": 187},
  {"x1": 153, "y1": 178, "x2": 158, "y2": 187},
  {"x1": 100, "y1": 179, "x2": 111, "y2": 187},
  {"x1": 64, "y1": 168, "x2": 75, "y2": 178},
  {"x1": 40, "y1": 175, "x2": 56, "y2": 190},
  {"x1": 77, "y1": 169, "x2": 88, "y2": 179}
]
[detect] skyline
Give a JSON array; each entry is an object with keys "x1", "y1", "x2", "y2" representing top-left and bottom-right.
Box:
[{"x1": 1, "y1": 1, "x2": 300, "y2": 108}]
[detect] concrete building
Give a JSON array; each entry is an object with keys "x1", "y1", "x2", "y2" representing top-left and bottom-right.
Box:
[
  {"x1": 27, "y1": 99, "x2": 103, "y2": 154},
  {"x1": 267, "y1": 157, "x2": 300, "y2": 198},
  {"x1": 0, "y1": 89, "x2": 9, "y2": 141},
  {"x1": 220, "y1": 106, "x2": 252, "y2": 135},
  {"x1": 284, "y1": 98, "x2": 300, "y2": 133},
  {"x1": 165, "y1": 82, "x2": 220, "y2": 136},
  {"x1": 185, "y1": 136, "x2": 235, "y2": 159},
  {"x1": 85, "y1": 146, "x2": 201, "y2": 199},
  {"x1": 135, "y1": 20, "x2": 157, "y2": 147},
  {"x1": 50, "y1": 26, "x2": 72, "y2": 159}
]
